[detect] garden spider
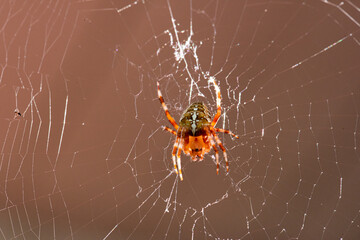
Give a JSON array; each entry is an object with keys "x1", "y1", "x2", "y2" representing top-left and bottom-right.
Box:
[{"x1": 157, "y1": 78, "x2": 239, "y2": 181}]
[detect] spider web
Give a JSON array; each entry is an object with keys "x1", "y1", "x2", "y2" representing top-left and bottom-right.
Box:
[{"x1": 0, "y1": 0, "x2": 360, "y2": 239}]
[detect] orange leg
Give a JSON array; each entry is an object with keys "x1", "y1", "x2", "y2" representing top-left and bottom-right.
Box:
[
  {"x1": 210, "y1": 78, "x2": 222, "y2": 127},
  {"x1": 172, "y1": 137, "x2": 179, "y2": 175},
  {"x1": 163, "y1": 126, "x2": 176, "y2": 135},
  {"x1": 214, "y1": 128, "x2": 239, "y2": 139},
  {"x1": 177, "y1": 142, "x2": 183, "y2": 181},
  {"x1": 210, "y1": 136, "x2": 220, "y2": 175},
  {"x1": 157, "y1": 82, "x2": 179, "y2": 130},
  {"x1": 211, "y1": 128, "x2": 229, "y2": 172}
]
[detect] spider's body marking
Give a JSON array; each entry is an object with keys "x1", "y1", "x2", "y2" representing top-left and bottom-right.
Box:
[{"x1": 179, "y1": 102, "x2": 211, "y2": 136}]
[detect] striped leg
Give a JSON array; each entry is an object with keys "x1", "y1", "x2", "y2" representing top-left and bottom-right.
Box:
[
  {"x1": 210, "y1": 136, "x2": 220, "y2": 175},
  {"x1": 214, "y1": 128, "x2": 239, "y2": 139},
  {"x1": 177, "y1": 142, "x2": 183, "y2": 181},
  {"x1": 163, "y1": 126, "x2": 176, "y2": 135},
  {"x1": 211, "y1": 130, "x2": 229, "y2": 172},
  {"x1": 157, "y1": 82, "x2": 179, "y2": 130},
  {"x1": 210, "y1": 77, "x2": 221, "y2": 127},
  {"x1": 172, "y1": 137, "x2": 179, "y2": 175}
]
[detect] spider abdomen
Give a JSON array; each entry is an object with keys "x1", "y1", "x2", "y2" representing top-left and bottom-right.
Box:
[{"x1": 179, "y1": 102, "x2": 212, "y2": 136}]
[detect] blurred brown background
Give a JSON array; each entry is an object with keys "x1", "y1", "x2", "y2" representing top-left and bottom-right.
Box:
[{"x1": 0, "y1": 0, "x2": 359, "y2": 239}]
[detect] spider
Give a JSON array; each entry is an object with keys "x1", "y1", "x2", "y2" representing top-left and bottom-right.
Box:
[{"x1": 157, "y1": 78, "x2": 239, "y2": 181}]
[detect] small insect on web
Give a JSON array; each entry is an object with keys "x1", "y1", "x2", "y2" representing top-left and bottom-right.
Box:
[
  {"x1": 14, "y1": 109, "x2": 21, "y2": 117},
  {"x1": 157, "y1": 78, "x2": 239, "y2": 181}
]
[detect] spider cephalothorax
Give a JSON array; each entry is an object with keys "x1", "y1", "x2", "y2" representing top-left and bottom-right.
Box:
[{"x1": 157, "y1": 79, "x2": 238, "y2": 181}]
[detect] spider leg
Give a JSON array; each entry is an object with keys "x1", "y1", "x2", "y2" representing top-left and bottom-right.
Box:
[
  {"x1": 157, "y1": 82, "x2": 179, "y2": 130},
  {"x1": 214, "y1": 128, "x2": 239, "y2": 139},
  {"x1": 210, "y1": 136, "x2": 220, "y2": 175},
  {"x1": 177, "y1": 141, "x2": 184, "y2": 181},
  {"x1": 172, "y1": 137, "x2": 179, "y2": 175},
  {"x1": 211, "y1": 128, "x2": 229, "y2": 172},
  {"x1": 163, "y1": 126, "x2": 177, "y2": 135},
  {"x1": 210, "y1": 78, "x2": 221, "y2": 127}
]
